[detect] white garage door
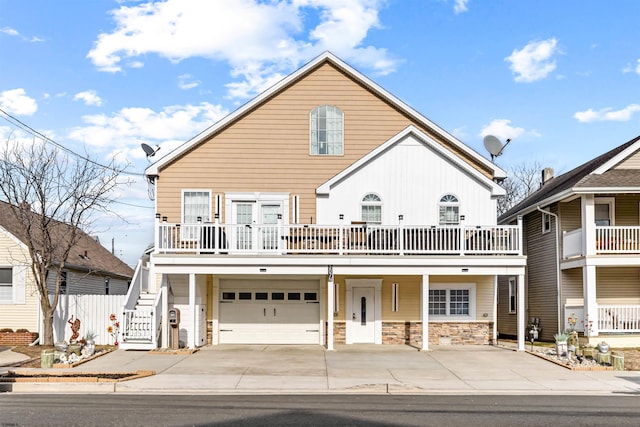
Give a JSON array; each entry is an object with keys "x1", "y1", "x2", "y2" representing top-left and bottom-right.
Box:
[{"x1": 219, "y1": 280, "x2": 321, "y2": 344}]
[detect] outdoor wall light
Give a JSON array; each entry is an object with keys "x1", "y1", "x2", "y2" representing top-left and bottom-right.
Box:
[
  {"x1": 155, "y1": 213, "x2": 161, "y2": 219},
  {"x1": 339, "y1": 214, "x2": 344, "y2": 220},
  {"x1": 398, "y1": 215, "x2": 404, "y2": 221},
  {"x1": 162, "y1": 216, "x2": 168, "y2": 223}
]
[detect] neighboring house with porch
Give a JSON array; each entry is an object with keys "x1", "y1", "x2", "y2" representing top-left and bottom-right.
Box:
[
  {"x1": 497, "y1": 135, "x2": 640, "y2": 347},
  {"x1": 121, "y1": 52, "x2": 527, "y2": 351},
  {"x1": 0, "y1": 200, "x2": 134, "y2": 340}
]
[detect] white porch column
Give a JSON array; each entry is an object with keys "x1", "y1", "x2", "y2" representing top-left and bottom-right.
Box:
[
  {"x1": 421, "y1": 274, "x2": 429, "y2": 351},
  {"x1": 517, "y1": 273, "x2": 525, "y2": 351},
  {"x1": 161, "y1": 274, "x2": 169, "y2": 348},
  {"x1": 188, "y1": 273, "x2": 196, "y2": 348},
  {"x1": 492, "y1": 275, "x2": 498, "y2": 343},
  {"x1": 583, "y1": 264, "x2": 598, "y2": 337},
  {"x1": 327, "y1": 269, "x2": 335, "y2": 351},
  {"x1": 581, "y1": 194, "x2": 596, "y2": 256}
]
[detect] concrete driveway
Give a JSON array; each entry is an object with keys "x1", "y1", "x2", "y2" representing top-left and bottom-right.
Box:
[{"x1": 57, "y1": 344, "x2": 640, "y2": 395}]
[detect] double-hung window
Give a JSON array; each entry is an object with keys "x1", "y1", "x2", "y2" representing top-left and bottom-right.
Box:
[
  {"x1": 0, "y1": 267, "x2": 12, "y2": 303},
  {"x1": 428, "y1": 284, "x2": 475, "y2": 318},
  {"x1": 310, "y1": 105, "x2": 343, "y2": 155},
  {"x1": 183, "y1": 190, "x2": 211, "y2": 240}
]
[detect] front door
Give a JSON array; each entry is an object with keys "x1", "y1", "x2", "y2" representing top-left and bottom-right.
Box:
[{"x1": 351, "y1": 287, "x2": 375, "y2": 343}]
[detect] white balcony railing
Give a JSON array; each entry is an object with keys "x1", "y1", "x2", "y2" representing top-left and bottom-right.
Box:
[
  {"x1": 596, "y1": 226, "x2": 640, "y2": 253},
  {"x1": 154, "y1": 223, "x2": 522, "y2": 256},
  {"x1": 598, "y1": 305, "x2": 640, "y2": 333}
]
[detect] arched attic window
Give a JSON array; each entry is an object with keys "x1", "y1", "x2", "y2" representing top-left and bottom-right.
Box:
[
  {"x1": 361, "y1": 193, "x2": 382, "y2": 224},
  {"x1": 439, "y1": 194, "x2": 460, "y2": 225}
]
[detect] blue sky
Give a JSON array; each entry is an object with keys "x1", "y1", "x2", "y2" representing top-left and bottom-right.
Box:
[{"x1": 1, "y1": 0, "x2": 639, "y2": 265}]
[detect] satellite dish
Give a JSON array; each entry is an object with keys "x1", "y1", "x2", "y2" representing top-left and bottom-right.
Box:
[
  {"x1": 141, "y1": 143, "x2": 160, "y2": 158},
  {"x1": 483, "y1": 135, "x2": 512, "y2": 161}
]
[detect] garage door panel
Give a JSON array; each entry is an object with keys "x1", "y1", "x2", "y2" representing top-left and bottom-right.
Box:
[{"x1": 219, "y1": 280, "x2": 320, "y2": 344}]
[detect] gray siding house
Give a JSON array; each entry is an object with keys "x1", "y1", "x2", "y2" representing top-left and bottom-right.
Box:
[{"x1": 498, "y1": 135, "x2": 640, "y2": 347}]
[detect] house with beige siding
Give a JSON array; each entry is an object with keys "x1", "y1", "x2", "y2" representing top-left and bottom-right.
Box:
[
  {"x1": 122, "y1": 52, "x2": 527, "y2": 351},
  {"x1": 498, "y1": 135, "x2": 640, "y2": 347},
  {"x1": 0, "y1": 201, "x2": 133, "y2": 339}
]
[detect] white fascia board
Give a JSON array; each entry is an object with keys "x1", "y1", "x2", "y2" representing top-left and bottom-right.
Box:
[
  {"x1": 146, "y1": 51, "x2": 504, "y2": 180},
  {"x1": 592, "y1": 140, "x2": 640, "y2": 175},
  {"x1": 317, "y1": 125, "x2": 505, "y2": 196},
  {"x1": 498, "y1": 188, "x2": 575, "y2": 224},
  {"x1": 572, "y1": 187, "x2": 640, "y2": 194}
]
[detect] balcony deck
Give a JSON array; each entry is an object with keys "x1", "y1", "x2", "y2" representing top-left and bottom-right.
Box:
[
  {"x1": 155, "y1": 223, "x2": 522, "y2": 256},
  {"x1": 563, "y1": 226, "x2": 640, "y2": 258}
]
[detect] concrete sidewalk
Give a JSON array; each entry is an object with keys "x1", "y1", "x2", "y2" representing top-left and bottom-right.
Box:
[{"x1": 2, "y1": 344, "x2": 640, "y2": 395}]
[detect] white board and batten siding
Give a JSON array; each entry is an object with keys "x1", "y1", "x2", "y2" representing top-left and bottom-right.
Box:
[
  {"x1": 316, "y1": 133, "x2": 497, "y2": 225},
  {"x1": 53, "y1": 294, "x2": 126, "y2": 345}
]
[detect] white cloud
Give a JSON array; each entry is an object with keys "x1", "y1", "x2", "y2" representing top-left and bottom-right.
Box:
[
  {"x1": 479, "y1": 119, "x2": 526, "y2": 142},
  {"x1": 0, "y1": 27, "x2": 19, "y2": 36},
  {"x1": 453, "y1": 0, "x2": 469, "y2": 14},
  {"x1": 505, "y1": 38, "x2": 560, "y2": 82},
  {"x1": 574, "y1": 104, "x2": 640, "y2": 123},
  {"x1": 622, "y1": 59, "x2": 640, "y2": 75},
  {"x1": 88, "y1": 0, "x2": 396, "y2": 98},
  {"x1": 73, "y1": 90, "x2": 103, "y2": 107},
  {"x1": 67, "y1": 102, "x2": 228, "y2": 161},
  {"x1": 178, "y1": 74, "x2": 200, "y2": 90},
  {"x1": 0, "y1": 88, "x2": 38, "y2": 115}
]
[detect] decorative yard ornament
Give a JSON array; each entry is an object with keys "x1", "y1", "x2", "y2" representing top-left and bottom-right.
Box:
[{"x1": 68, "y1": 316, "x2": 81, "y2": 343}]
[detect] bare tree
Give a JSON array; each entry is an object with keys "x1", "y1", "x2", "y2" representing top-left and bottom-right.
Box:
[
  {"x1": 497, "y1": 161, "x2": 543, "y2": 216},
  {"x1": 0, "y1": 138, "x2": 128, "y2": 345}
]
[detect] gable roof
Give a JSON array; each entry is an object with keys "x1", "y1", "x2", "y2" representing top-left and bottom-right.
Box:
[
  {"x1": 145, "y1": 52, "x2": 505, "y2": 181},
  {"x1": 0, "y1": 201, "x2": 133, "y2": 279},
  {"x1": 499, "y1": 134, "x2": 640, "y2": 223},
  {"x1": 317, "y1": 125, "x2": 506, "y2": 197}
]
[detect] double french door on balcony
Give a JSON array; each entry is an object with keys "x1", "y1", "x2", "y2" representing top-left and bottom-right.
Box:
[{"x1": 232, "y1": 201, "x2": 282, "y2": 251}]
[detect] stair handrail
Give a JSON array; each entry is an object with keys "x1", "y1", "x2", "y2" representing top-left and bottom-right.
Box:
[
  {"x1": 152, "y1": 291, "x2": 162, "y2": 347},
  {"x1": 124, "y1": 259, "x2": 143, "y2": 311}
]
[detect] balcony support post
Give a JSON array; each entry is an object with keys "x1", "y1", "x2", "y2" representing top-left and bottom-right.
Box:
[
  {"x1": 583, "y1": 264, "x2": 599, "y2": 337},
  {"x1": 517, "y1": 273, "x2": 525, "y2": 351},
  {"x1": 420, "y1": 274, "x2": 429, "y2": 351}
]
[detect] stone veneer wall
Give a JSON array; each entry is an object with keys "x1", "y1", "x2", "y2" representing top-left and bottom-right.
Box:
[
  {"x1": 381, "y1": 321, "x2": 492, "y2": 346},
  {"x1": 325, "y1": 321, "x2": 492, "y2": 346}
]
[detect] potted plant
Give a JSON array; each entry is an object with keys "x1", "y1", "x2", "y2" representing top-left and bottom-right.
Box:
[
  {"x1": 554, "y1": 332, "x2": 569, "y2": 357},
  {"x1": 83, "y1": 330, "x2": 97, "y2": 356}
]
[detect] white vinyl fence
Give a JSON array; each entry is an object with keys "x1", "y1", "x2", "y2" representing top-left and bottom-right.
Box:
[{"x1": 53, "y1": 294, "x2": 126, "y2": 345}]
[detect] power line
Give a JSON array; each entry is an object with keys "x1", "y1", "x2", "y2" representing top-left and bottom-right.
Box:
[{"x1": 0, "y1": 107, "x2": 145, "y2": 177}]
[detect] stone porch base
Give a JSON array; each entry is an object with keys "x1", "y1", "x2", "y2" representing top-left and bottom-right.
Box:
[{"x1": 326, "y1": 321, "x2": 493, "y2": 346}]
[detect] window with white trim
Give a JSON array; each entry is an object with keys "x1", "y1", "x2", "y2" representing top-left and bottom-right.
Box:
[
  {"x1": 361, "y1": 193, "x2": 382, "y2": 223},
  {"x1": 439, "y1": 194, "x2": 460, "y2": 225},
  {"x1": 542, "y1": 212, "x2": 551, "y2": 234},
  {"x1": 183, "y1": 190, "x2": 211, "y2": 223},
  {"x1": 310, "y1": 105, "x2": 343, "y2": 155},
  {"x1": 428, "y1": 283, "x2": 475, "y2": 318},
  {"x1": 0, "y1": 267, "x2": 12, "y2": 303},
  {"x1": 508, "y1": 277, "x2": 517, "y2": 314}
]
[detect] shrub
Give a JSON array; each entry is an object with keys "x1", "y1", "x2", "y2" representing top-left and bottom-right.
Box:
[{"x1": 0, "y1": 328, "x2": 14, "y2": 333}]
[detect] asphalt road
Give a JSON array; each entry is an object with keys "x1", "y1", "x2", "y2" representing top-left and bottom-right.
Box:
[{"x1": 1, "y1": 394, "x2": 639, "y2": 426}]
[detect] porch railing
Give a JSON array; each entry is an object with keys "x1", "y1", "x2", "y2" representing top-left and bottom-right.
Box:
[
  {"x1": 596, "y1": 226, "x2": 640, "y2": 253},
  {"x1": 155, "y1": 223, "x2": 522, "y2": 256},
  {"x1": 598, "y1": 305, "x2": 640, "y2": 333}
]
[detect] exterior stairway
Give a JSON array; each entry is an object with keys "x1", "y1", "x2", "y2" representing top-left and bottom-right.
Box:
[{"x1": 119, "y1": 257, "x2": 162, "y2": 350}]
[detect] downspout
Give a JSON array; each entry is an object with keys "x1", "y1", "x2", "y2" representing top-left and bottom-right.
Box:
[{"x1": 537, "y1": 206, "x2": 562, "y2": 335}]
